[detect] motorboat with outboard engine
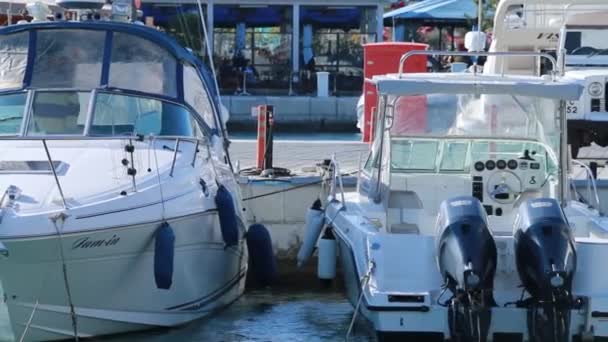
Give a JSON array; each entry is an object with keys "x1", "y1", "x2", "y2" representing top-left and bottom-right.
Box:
[
  {"x1": 0, "y1": 2, "x2": 251, "y2": 341},
  {"x1": 318, "y1": 50, "x2": 608, "y2": 341}
]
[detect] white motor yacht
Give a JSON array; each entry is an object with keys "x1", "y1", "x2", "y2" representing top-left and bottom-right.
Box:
[
  {"x1": 323, "y1": 50, "x2": 608, "y2": 341},
  {"x1": 0, "y1": 6, "x2": 249, "y2": 341}
]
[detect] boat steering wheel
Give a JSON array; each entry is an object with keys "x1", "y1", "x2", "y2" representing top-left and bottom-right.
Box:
[{"x1": 486, "y1": 170, "x2": 523, "y2": 204}]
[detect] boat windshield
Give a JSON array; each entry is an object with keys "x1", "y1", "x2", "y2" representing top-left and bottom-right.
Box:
[
  {"x1": 0, "y1": 27, "x2": 219, "y2": 133},
  {"x1": 378, "y1": 93, "x2": 561, "y2": 176},
  {"x1": 391, "y1": 138, "x2": 555, "y2": 175},
  {"x1": 564, "y1": 28, "x2": 608, "y2": 66},
  {"x1": 0, "y1": 90, "x2": 201, "y2": 137},
  {"x1": 386, "y1": 93, "x2": 560, "y2": 151}
]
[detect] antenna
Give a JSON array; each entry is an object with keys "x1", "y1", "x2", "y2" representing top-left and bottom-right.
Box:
[{"x1": 195, "y1": 0, "x2": 222, "y2": 110}]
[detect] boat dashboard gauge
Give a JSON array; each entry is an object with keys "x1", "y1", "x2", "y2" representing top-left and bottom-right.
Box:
[
  {"x1": 485, "y1": 160, "x2": 496, "y2": 171},
  {"x1": 496, "y1": 160, "x2": 507, "y2": 170},
  {"x1": 474, "y1": 161, "x2": 485, "y2": 172},
  {"x1": 507, "y1": 159, "x2": 518, "y2": 170}
]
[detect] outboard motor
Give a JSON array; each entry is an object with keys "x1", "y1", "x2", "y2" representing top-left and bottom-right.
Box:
[
  {"x1": 514, "y1": 198, "x2": 577, "y2": 342},
  {"x1": 436, "y1": 196, "x2": 497, "y2": 342}
]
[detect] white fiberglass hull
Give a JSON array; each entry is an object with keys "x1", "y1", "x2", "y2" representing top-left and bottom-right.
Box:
[
  {"x1": 329, "y1": 199, "x2": 608, "y2": 341},
  {"x1": 0, "y1": 211, "x2": 247, "y2": 341}
]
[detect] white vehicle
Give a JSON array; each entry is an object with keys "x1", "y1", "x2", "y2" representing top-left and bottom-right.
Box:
[
  {"x1": 321, "y1": 50, "x2": 608, "y2": 341},
  {"x1": 0, "y1": 10, "x2": 248, "y2": 342},
  {"x1": 485, "y1": 0, "x2": 608, "y2": 157}
]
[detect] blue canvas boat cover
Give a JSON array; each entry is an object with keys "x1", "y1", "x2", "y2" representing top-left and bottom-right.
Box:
[{"x1": 384, "y1": 0, "x2": 478, "y2": 22}]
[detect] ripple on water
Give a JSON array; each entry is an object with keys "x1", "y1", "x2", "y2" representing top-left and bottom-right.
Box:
[{"x1": 101, "y1": 290, "x2": 376, "y2": 342}]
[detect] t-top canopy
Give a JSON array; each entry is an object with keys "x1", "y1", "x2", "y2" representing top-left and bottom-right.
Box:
[{"x1": 373, "y1": 73, "x2": 583, "y2": 101}]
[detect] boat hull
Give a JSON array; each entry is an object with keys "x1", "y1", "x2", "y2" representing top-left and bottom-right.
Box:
[{"x1": 0, "y1": 211, "x2": 247, "y2": 341}]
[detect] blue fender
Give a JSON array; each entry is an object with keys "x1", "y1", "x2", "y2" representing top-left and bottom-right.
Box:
[
  {"x1": 215, "y1": 184, "x2": 240, "y2": 247},
  {"x1": 246, "y1": 223, "x2": 278, "y2": 286},
  {"x1": 154, "y1": 222, "x2": 175, "y2": 290}
]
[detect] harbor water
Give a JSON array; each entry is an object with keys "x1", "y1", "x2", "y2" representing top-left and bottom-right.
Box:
[{"x1": 0, "y1": 285, "x2": 376, "y2": 342}]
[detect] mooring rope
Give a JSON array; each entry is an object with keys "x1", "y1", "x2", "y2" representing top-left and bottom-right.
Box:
[
  {"x1": 18, "y1": 299, "x2": 40, "y2": 342},
  {"x1": 50, "y1": 212, "x2": 79, "y2": 341},
  {"x1": 345, "y1": 261, "x2": 375, "y2": 341}
]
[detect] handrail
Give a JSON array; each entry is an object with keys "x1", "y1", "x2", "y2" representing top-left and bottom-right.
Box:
[
  {"x1": 329, "y1": 155, "x2": 346, "y2": 206},
  {"x1": 42, "y1": 139, "x2": 68, "y2": 209},
  {"x1": 397, "y1": 50, "x2": 560, "y2": 78},
  {"x1": 0, "y1": 135, "x2": 205, "y2": 144},
  {"x1": 572, "y1": 160, "x2": 601, "y2": 212}
]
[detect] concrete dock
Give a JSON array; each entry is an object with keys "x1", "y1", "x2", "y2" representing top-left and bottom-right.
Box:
[{"x1": 223, "y1": 96, "x2": 359, "y2": 130}]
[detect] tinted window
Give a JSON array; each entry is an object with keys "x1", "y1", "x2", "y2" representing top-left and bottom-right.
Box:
[
  {"x1": 27, "y1": 91, "x2": 89, "y2": 135},
  {"x1": 91, "y1": 93, "x2": 196, "y2": 136},
  {"x1": 0, "y1": 93, "x2": 27, "y2": 134},
  {"x1": 31, "y1": 30, "x2": 104, "y2": 88},
  {"x1": 109, "y1": 33, "x2": 177, "y2": 97},
  {"x1": 0, "y1": 32, "x2": 28, "y2": 90}
]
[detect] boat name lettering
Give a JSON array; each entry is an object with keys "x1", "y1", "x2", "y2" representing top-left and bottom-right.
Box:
[{"x1": 72, "y1": 235, "x2": 120, "y2": 249}]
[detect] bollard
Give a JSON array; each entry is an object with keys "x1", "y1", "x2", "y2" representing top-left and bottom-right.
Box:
[{"x1": 256, "y1": 105, "x2": 275, "y2": 171}]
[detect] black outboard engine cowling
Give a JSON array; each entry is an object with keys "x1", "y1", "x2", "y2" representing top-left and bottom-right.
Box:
[
  {"x1": 514, "y1": 198, "x2": 577, "y2": 342},
  {"x1": 436, "y1": 196, "x2": 497, "y2": 342}
]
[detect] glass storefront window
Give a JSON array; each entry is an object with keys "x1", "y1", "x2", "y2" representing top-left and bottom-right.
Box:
[
  {"x1": 213, "y1": 5, "x2": 292, "y2": 95},
  {"x1": 300, "y1": 6, "x2": 377, "y2": 95}
]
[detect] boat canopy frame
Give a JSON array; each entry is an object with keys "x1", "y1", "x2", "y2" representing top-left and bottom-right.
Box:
[
  {"x1": 0, "y1": 21, "x2": 223, "y2": 137},
  {"x1": 367, "y1": 51, "x2": 584, "y2": 206}
]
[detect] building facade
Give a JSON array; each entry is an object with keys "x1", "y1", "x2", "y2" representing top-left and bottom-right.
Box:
[{"x1": 141, "y1": 0, "x2": 386, "y2": 96}]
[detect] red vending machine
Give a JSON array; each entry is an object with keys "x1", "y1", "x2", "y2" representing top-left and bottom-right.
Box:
[{"x1": 362, "y1": 42, "x2": 428, "y2": 142}]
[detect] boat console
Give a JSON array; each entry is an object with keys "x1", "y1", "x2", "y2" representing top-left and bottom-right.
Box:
[{"x1": 470, "y1": 148, "x2": 549, "y2": 218}]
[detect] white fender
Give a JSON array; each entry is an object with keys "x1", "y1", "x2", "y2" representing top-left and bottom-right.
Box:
[
  {"x1": 297, "y1": 199, "x2": 325, "y2": 268},
  {"x1": 317, "y1": 228, "x2": 336, "y2": 280}
]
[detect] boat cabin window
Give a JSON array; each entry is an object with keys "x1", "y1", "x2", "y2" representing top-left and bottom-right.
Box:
[
  {"x1": 27, "y1": 91, "x2": 89, "y2": 135},
  {"x1": 0, "y1": 92, "x2": 27, "y2": 134},
  {"x1": 0, "y1": 32, "x2": 28, "y2": 90},
  {"x1": 90, "y1": 93, "x2": 197, "y2": 137},
  {"x1": 440, "y1": 141, "x2": 468, "y2": 171},
  {"x1": 31, "y1": 30, "x2": 105, "y2": 89},
  {"x1": 391, "y1": 140, "x2": 439, "y2": 171},
  {"x1": 109, "y1": 33, "x2": 177, "y2": 97}
]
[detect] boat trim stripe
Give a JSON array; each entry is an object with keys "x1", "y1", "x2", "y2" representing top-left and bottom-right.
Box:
[{"x1": 165, "y1": 268, "x2": 247, "y2": 311}]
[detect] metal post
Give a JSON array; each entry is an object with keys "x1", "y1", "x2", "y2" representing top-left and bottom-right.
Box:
[
  {"x1": 169, "y1": 138, "x2": 180, "y2": 177},
  {"x1": 376, "y1": 4, "x2": 384, "y2": 42},
  {"x1": 292, "y1": 4, "x2": 300, "y2": 75},
  {"x1": 206, "y1": 0, "x2": 214, "y2": 57},
  {"x1": 191, "y1": 140, "x2": 200, "y2": 167},
  {"x1": 559, "y1": 100, "x2": 569, "y2": 207},
  {"x1": 42, "y1": 140, "x2": 68, "y2": 209}
]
